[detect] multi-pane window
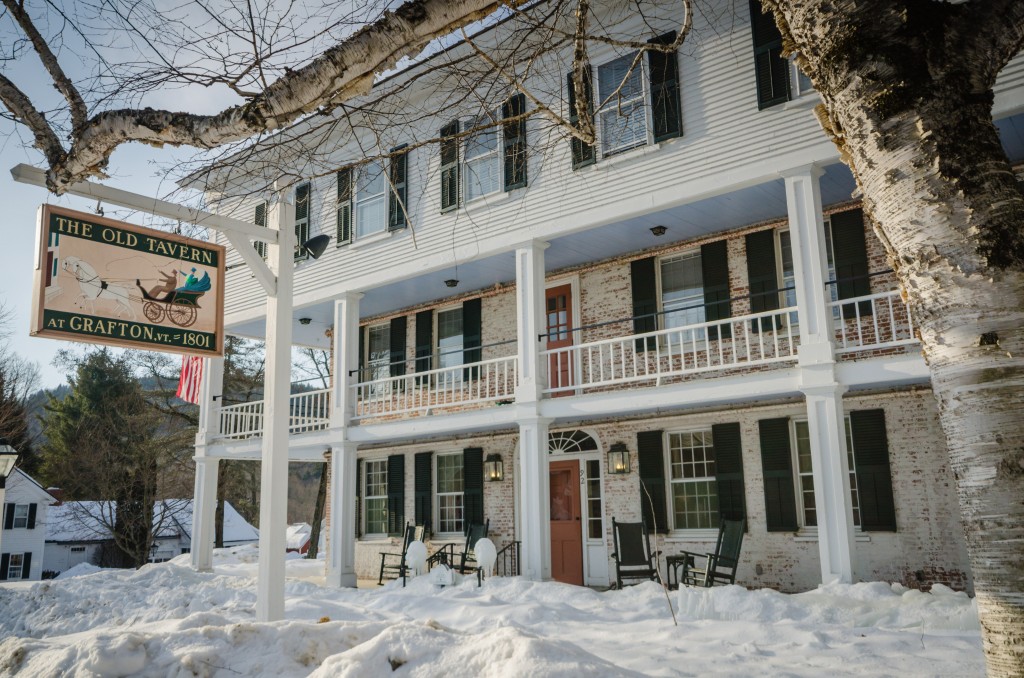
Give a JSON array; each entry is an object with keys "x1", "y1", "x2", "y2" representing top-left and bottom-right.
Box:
[
  {"x1": 597, "y1": 53, "x2": 648, "y2": 155},
  {"x1": 791, "y1": 418, "x2": 860, "y2": 528},
  {"x1": 660, "y1": 252, "x2": 705, "y2": 330},
  {"x1": 465, "y1": 113, "x2": 501, "y2": 201},
  {"x1": 778, "y1": 221, "x2": 838, "y2": 323},
  {"x1": 436, "y1": 453, "x2": 464, "y2": 534},
  {"x1": 437, "y1": 307, "x2": 464, "y2": 384},
  {"x1": 7, "y1": 553, "x2": 24, "y2": 579},
  {"x1": 364, "y1": 459, "x2": 388, "y2": 535},
  {"x1": 12, "y1": 504, "x2": 29, "y2": 529},
  {"x1": 789, "y1": 59, "x2": 814, "y2": 99},
  {"x1": 355, "y1": 161, "x2": 387, "y2": 238},
  {"x1": 366, "y1": 323, "x2": 390, "y2": 383},
  {"x1": 668, "y1": 430, "x2": 719, "y2": 530},
  {"x1": 585, "y1": 459, "x2": 604, "y2": 540}
]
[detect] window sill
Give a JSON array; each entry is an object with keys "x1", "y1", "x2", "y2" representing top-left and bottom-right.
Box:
[
  {"x1": 462, "y1": 187, "x2": 522, "y2": 213},
  {"x1": 664, "y1": 529, "x2": 720, "y2": 542},
  {"x1": 337, "y1": 229, "x2": 394, "y2": 251},
  {"x1": 359, "y1": 536, "x2": 391, "y2": 544},
  {"x1": 589, "y1": 142, "x2": 662, "y2": 171},
  {"x1": 793, "y1": 529, "x2": 871, "y2": 543},
  {"x1": 784, "y1": 94, "x2": 821, "y2": 111}
]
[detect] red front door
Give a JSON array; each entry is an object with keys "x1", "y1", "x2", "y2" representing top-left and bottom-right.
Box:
[
  {"x1": 550, "y1": 459, "x2": 584, "y2": 585},
  {"x1": 546, "y1": 284, "x2": 574, "y2": 396}
]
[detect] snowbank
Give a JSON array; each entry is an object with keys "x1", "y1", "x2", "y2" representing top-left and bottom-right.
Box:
[{"x1": 0, "y1": 547, "x2": 984, "y2": 677}]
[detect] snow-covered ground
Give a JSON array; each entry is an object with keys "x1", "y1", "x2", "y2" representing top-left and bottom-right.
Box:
[{"x1": 0, "y1": 546, "x2": 983, "y2": 676}]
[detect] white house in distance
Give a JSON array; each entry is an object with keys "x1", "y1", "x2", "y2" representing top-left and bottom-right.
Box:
[
  {"x1": 1, "y1": 468, "x2": 51, "y2": 582},
  {"x1": 44, "y1": 499, "x2": 258, "y2": 575},
  {"x1": 184, "y1": 0, "x2": 1024, "y2": 592}
]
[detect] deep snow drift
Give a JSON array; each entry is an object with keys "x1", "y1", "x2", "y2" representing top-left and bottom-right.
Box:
[{"x1": 0, "y1": 546, "x2": 983, "y2": 676}]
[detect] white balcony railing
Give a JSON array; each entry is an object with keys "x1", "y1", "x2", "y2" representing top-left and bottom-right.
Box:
[
  {"x1": 829, "y1": 290, "x2": 917, "y2": 352},
  {"x1": 352, "y1": 355, "x2": 518, "y2": 420},
  {"x1": 218, "y1": 388, "x2": 331, "y2": 440},
  {"x1": 542, "y1": 306, "x2": 800, "y2": 395}
]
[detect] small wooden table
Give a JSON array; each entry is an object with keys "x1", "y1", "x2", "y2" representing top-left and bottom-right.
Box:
[{"x1": 665, "y1": 554, "x2": 695, "y2": 590}]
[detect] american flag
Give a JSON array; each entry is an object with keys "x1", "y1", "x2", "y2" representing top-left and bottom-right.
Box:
[{"x1": 177, "y1": 355, "x2": 204, "y2": 404}]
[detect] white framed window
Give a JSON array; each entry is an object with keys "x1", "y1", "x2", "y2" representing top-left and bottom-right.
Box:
[
  {"x1": 7, "y1": 553, "x2": 24, "y2": 579},
  {"x1": 778, "y1": 219, "x2": 839, "y2": 323},
  {"x1": 597, "y1": 52, "x2": 649, "y2": 155},
  {"x1": 437, "y1": 307, "x2": 464, "y2": 385},
  {"x1": 355, "y1": 160, "x2": 387, "y2": 238},
  {"x1": 667, "y1": 429, "x2": 719, "y2": 530},
  {"x1": 659, "y1": 251, "x2": 705, "y2": 338},
  {"x1": 436, "y1": 453, "x2": 465, "y2": 535},
  {"x1": 11, "y1": 504, "x2": 29, "y2": 529},
  {"x1": 791, "y1": 418, "x2": 860, "y2": 528},
  {"x1": 464, "y1": 112, "x2": 502, "y2": 202},
  {"x1": 364, "y1": 459, "x2": 388, "y2": 535},
  {"x1": 70, "y1": 546, "x2": 86, "y2": 553},
  {"x1": 365, "y1": 323, "x2": 391, "y2": 390},
  {"x1": 789, "y1": 58, "x2": 815, "y2": 99}
]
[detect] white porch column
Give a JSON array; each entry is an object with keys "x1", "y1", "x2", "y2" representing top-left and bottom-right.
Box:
[
  {"x1": 784, "y1": 165, "x2": 855, "y2": 585},
  {"x1": 256, "y1": 190, "x2": 294, "y2": 622},
  {"x1": 514, "y1": 241, "x2": 549, "y2": 403},
  {"x1": 325, "y1": 441, "x2": 359, "y2": 587},
  {"x1": 325, "y1": 293, "x2": 361, "y2": 588},
  {"x1": 518, "y1": 416, "x2": 552, "y2": 581},
  {"x1": 191, "y1": 355, "x2": 224, "y2": 572}
]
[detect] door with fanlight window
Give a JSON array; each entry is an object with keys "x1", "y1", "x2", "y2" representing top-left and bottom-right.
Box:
[
  {"x1": 546, "y1": 284, "x2": 574, "y2": 396},
  {"x1": 549, "y1": 459, "x2": 583, "y2": 585}
]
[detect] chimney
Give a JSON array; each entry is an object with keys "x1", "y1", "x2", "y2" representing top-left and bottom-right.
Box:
[{"x1": 47, "y1": 487, "x2": 64, "y2": 505}]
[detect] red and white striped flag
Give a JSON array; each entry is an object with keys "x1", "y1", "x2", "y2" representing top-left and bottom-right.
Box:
[{"x1": 177, "y1": 355, "x2": 204, "y2": 404}]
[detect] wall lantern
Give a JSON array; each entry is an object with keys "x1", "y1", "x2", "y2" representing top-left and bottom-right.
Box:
[
  {"x1": 607, "y1": 442, "x2": 631, "y2": 475},
  {"x1": 484, "y1": 453, "x2": 504, "y2": 482}
]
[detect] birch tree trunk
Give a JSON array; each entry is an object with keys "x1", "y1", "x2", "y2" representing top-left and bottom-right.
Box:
[{"x1": 769, "y1": 1, "x2": 1024, "y2": 673}]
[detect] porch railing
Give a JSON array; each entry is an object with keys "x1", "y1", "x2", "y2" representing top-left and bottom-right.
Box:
[
  {"x1": 352, "y1": 355, "x2": 518, "y2": 420},
  {"x1": 495, "y1": 540, "x2": 521, "y2": 577},
  {"x1": 542, "y1": 306, "x2": 800, "y2": 395},
  {"x1": 829, "y1": 289, "x2": 917, "y2": 352},
  {"x1": 218, "y1": 388, "x2": 331, "y2": 439}
]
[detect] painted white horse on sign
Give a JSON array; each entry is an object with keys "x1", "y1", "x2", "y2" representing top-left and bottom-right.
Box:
[{"x1": 62, "y1": 256, "x2": 137, "y2": 321}]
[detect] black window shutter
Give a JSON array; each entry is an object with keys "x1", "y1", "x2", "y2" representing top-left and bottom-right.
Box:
[
  {"x1": 440, "y1": 120, "x2": 460, "y2": 212},
  {"x1": 0, "y1": 553, "x2": 8, "y2": 580},
  {"x1": 745, "y1": 230, "x2": 781, "y2": 332},
  {"x1": 630, "y1": 257, "x2": 658, "y2": 351},
  {"x1": 358, "y1": 325, "x2": 366, "y2": 383},
  {"x1": 388, "y1": 146, "x2": 409, "y2": 232},
  {"x1": 463, "y1": 447, "x2": 485, "y2": 529},
  {"x1": 254, "y1": 202, "x2": 268, "y2": 259},
  {"x1": 851, "y1": 409, "x2": 897, "y2": 532},
  {"x1": 648, "y1": 32, "x2": 683, "y2": 142},
  {"x1": 759, "y1": 417, "x2": 798, "y2": 532},
  {"x1": 355, "y1": 458, "x2": 362, "y2": 538},
  {"x1": 462, "y1": 298, "x2": 482, "y2": 381},
  {"x1": 20, "y1": 552, "x2": 31, "y2": 579},
  {"x1": 712, "y1": 423, "x2": 746, "y2": 523},
  {"x1": 829, "y1": 208, "x2": 873, "y2": 318},
  {"x1": 389, "y1": 316, "x2": 407, "y2": 378},
  {"x1": 386, "y1": 454, "x2": 405, "y2": 536},
  {"x1": 3, "y1": 503, "x2": 13, "y2": 530},
  {"x1": 414, "y1": 451, "x2": 433, "y2": 530},
  {"x1": 337, "y1": 168, "x2": 352, "y2": 244},
  {"x1": 701, "y1": 240, "x2": 732, "y2": 340},
  {"x1": 637, "y1": 431, "x2": 669, "y2": 533},
  {"x1": 566, "y1": 68, "x2": 596, "y2": 169},
  {"x1": 27, "y1": 504, "x2": 36, "y2": 529},
  {"x1": 502, "y1": 93, "x2": 528, "y2": 190},
  {"x1": 749, "y1": 0, "x2": 790, "y2": 109},
  {"x1": 415, "y1": 309, "x2": 434, "y2": 383}
]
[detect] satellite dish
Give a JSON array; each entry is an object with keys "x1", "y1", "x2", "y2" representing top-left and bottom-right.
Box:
[
  {"x1": 474, "y1": 537, "x2": 497, "y2": 578},
  {"x1": 406, "y1": 540, "x2": 427, "y2": 576}
]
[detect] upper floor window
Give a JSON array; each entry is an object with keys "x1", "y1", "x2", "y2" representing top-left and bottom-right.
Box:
[
  {"x1": 364, "y1": 458, "x2": 388, "y2": 535},
  {"x1": 439, "y1": 93, "x2": 528, "y2": 212},
  {"x1": 749, "y1": 0, "x2": 816, "y2": 109},
  {"x1": 597, "y1": 53, "x2": 649, "y2": 155},
  {"x1": 777, "y1": 220, "x2": 839, "y2": 322},
  {"x1": 660, "y1": 251, "x2": 706, "y2": 334},
  {"x1": 337, "y1": 148, "x2": 409, "y2": 246},
  {"x1": 436, "y1": 452, "x2": 465, "y2": 535},
  {"x1": 12, "y1": 504, "x2": 29, "y2": 529},
  {"x1": 437, "y1": 307, "x2": 464, "y2": 384},
  {"x1": 366, "y1": 323, "x2": 391, "y2": 385},
  {"x1": 667, "y1": 430, "x2": 719, "y2": 530}
]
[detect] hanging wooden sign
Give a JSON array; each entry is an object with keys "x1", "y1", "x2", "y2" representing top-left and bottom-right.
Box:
[{"x1": 30, "y1": 205, "x2": 225, "y2": 356}]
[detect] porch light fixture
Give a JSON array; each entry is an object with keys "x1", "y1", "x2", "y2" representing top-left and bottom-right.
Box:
[
  {"x1": 607, "y1": 442, "x2": 630, "y2": 475},
  {"x1": 298, "y1": 317, "x2": 312, "y2": 325},
  {"x1": 650, "y1": 225, "x2": 668, "y2": 237},
  {"x1": 484, "y1": 453, "x2": 504, "y2": 482},
  {"x1": 444, "y1": 278, "x2": 460, "y2": 288},
  {"x1": 299, "y1": 234, "x2": 331, "y2": 260}
]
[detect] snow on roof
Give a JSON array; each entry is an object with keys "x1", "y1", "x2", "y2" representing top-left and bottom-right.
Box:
[
  {"x1": 6, "y1": 467, "x2": 57, "y2": 503},
  {"x1": 286, "y1": 523, "x2": 311, "y2": 550},
  {"x1": 46, "y1": 499, "x2": 258, "y2": 544}
]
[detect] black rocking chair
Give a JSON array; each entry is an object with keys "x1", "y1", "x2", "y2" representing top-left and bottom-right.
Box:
[
  {"x1": 677, "y1": 518, "x2": 745, "y2": 587},
  {"x1": 427, "y1": 520, "x2": 490, "y2": 577},
  {"x1": 610, "y1": 518, "x2": 662, "y2": 588},
  {"x1": 378, "y1": 522, "x2": 428, "y2": 585}
]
